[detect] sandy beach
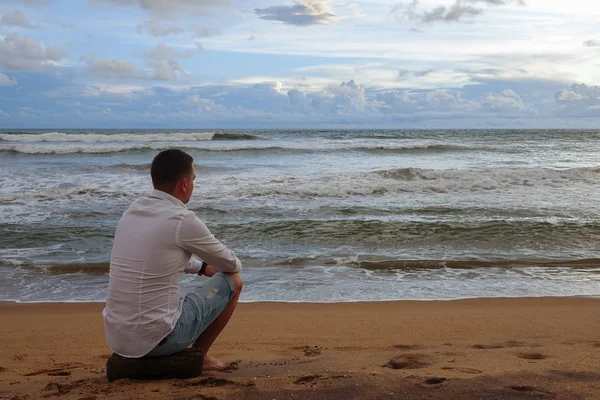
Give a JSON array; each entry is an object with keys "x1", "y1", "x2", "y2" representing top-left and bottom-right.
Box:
[{"x1": 1, "y1": 298, "x2": 599, "y2": 399}]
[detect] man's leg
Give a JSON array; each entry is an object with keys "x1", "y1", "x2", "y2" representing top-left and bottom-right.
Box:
[{"x1": 192, "y1": 272, "x2": 243, "y2": 370}]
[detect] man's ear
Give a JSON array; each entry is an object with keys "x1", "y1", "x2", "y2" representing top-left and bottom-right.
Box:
[{"x1": 180, "y1": 176, "x2": 188, "y2": 192}]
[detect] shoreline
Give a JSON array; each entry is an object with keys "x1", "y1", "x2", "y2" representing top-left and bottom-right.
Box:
[
  {"x1": 1, "y1": 298, "x2": 600, "y2": 399},
  {"x1": 2, "y1": 293, "x2": 599, "y2": 305}
]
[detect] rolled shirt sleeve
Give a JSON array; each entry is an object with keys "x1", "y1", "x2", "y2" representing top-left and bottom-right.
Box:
[
  {"x1": 177, "y1": 213, "x2": 242, "y2": 273},
  {"x1": 182, "y1": 257, "x2": 203, "y2": 274}
]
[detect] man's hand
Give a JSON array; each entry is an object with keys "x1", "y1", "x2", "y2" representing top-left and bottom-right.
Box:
[{"x1": 202, "y1": 264, "x2": 218, "y2": 277}]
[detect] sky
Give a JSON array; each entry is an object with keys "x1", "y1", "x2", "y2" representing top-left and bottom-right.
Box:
[{"x1": 0, "y1": 0, "x2": 599, "y2": 128}]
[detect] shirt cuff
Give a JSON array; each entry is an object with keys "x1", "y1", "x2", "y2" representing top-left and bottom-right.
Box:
[{"x1": 183, "y1": 257, "x2": 203, "y2": 274}]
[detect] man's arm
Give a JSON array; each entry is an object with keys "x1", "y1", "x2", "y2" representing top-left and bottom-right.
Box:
[
  {"x1": 182, "y1": 258, "x2": 219, "y2": 277},
  {"x1": 177, "y1": 213, "x2": 242, "y2": 273}
]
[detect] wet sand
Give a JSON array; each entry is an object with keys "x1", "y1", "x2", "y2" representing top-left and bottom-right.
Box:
[{"x1": 1, "y1": 298, "x2": 599, "y2": 399}]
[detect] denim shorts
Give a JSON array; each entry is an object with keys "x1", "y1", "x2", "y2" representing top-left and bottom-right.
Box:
[{"x1": 146, "y1": 272, "x2": 235, "y2": 357}]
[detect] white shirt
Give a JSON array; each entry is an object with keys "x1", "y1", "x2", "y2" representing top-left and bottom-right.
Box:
[{"x1": 103, "y1": 189, "x2": 241, "y2": 358}]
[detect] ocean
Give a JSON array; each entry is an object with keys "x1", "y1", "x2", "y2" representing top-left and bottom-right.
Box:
[{"x1": 1, "y1": 129, "x2": 599, "y2": 303}]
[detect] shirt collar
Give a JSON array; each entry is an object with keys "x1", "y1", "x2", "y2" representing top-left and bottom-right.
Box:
[{"x1": 149, "y1": 189, "x2": 186, "y2": 208}]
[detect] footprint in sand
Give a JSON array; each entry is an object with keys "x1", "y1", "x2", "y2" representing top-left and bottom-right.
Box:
[
  {"x1": 294, "y1": 374, "x2": 322, "y2": 384},
  {"x1": 293, "y1": 345, "x2": 322, "y2": 356},
  {"x1": 471, "y1": 344, "x2": 504, "y2": 350},
  {"x1": 384, "y1": 354, "x2": 432, "y2": 370},
  {"x1": 47, "y1": 371, "x2": 71, "y2": 377},
  {"x1": 172, "y1": 377, "x2": 235, "y2": 388},
  {"x1": 393, "y1": 344, "x2": 424, "y2": 350},
  {"x1": 424, "y1": 377, "x2": 446, "y2": 385},
  {"x1": 441, "y1": 366, "x2": 482, "y2": 374},
  {"x1": 25, "y1": 365, "x2": 81, "y2": 376},
  {"x1": 508, "y1": 385, "x2": 552, "y2": 396},
  {"x1": 43, "y1": 380, "x2": 86, "y2": 396},
  {"x1": 516, "y1": 352, "x2": 547, "y2": 360},
  {"x1": 504, "y1": 340, "x2": 527, "y2": 348}
]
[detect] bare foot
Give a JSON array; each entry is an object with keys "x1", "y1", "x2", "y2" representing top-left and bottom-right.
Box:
[{"x1": 203, "y1": 354, "x2": 229, "y2": 371}]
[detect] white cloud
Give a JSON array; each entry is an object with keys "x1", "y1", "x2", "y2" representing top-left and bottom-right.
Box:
[
  {"x1": 82, "y1": 54, "x2": 143, "y2": 79},
  {"x1": 376, "y1": 89, "x2": 477, "y2": 114},
  {"x1": 142, "y1": 43, "x2": 196, "y2": 80},
  {"x1": 196, "y1": 26, "x2": 221, "y2": 37},
  {"x1": 188, "y1": 94, "x2": 227, "y2": 113},
  {"x1": 0, "y1": 33, "x2": 67, "y2": 71},
  {"x1": 83, "y1": 46, "x2": 202, "y2": 81},
  {"x1": 18, "y1": 106, "x2": 36, "y2": 116},
  {"x1": 0, "y1": 9, "x2": 36, "y2": 29},
  {"x1": 554, "y1": 83, "x2": 600, "y2": 115},
  {"x1": 91, "y1": 0, "x2": 230, "y2": 18},
  {"x1": 255, "y1": 0, "x2": 338, "y2": 26},
  {"x1": 0, "y1": 72, "x2": 18, "y2": 86},
  {"x1": 481, "y1": 89, "x2": 536, "y2": 114}
]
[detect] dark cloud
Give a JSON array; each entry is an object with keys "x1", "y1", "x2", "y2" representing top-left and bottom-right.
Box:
[
  {"x1": 0, "y1": 9, "x2": 37, "y2": 28},
  {"x1": 255, "y1": 0, "x2": 337, "y2": 26},
  {"x1": 0, "y1": 33, "x2": 66, "y2": 70},
  {"x1": 394, "y1": 0, "x2": 523, "y2": 24},
  {"x1": 423, "y1": 4, "x2": 481, "y2": 23},
  {"x1": 583, "y1": 39, "x2": 600, "y2": 47}
]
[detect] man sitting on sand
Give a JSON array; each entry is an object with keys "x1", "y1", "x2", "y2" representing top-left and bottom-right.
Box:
[{"x1": 103, "y1": 149, "x2": 242, "y2": 371}]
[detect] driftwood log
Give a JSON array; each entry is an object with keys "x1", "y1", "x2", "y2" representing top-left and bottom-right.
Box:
[{"x1": 106, "y1": 348, "x2": 204, "y2": 382}]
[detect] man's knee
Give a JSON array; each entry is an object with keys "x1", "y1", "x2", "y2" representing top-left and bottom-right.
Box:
[{"x1": 226, "y1": 272, "x2": 243, "y2": 295}]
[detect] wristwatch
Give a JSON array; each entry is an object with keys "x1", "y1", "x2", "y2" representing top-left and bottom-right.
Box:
[{"x1": 198, "y1": 261, "x2": 208, "y2": 276}]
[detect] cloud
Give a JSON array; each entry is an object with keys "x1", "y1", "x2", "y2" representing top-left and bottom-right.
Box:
[
  {"x1": 0, "y1": 72, "x2": 18, "y2": 86},
  {"x1": 82, "y1": 54, "x2": 143, "y2": 79},
  {"x1": 423, "y1": 4, "x2": 481, "y2": 23},
  {"x1": 0, "y1": 9, "x2": 37, "y2": 29},
  {"x1": 83, "y1": 43, "x2": 200, "y2": 81},
  {"x1": 376, "y1": 89, "x2": 477, "y2": 114},
  {"x1": 554, "y1": 83, "x2": 600, "y2": 115},
  {"x1": 255, "y1": 0, "x2": 337, "y2": 26},
  {"x1": 5, "y1": 72, "x2": 600, "y2": 128},
  {"x1": 583, "y1": 39, "x2": 600, "y2": 47},
  {"x1": 142, "y1": 43, "x2": 196, "y2": 80},
  {"x1": 188, "y1": 94, "x2": 227, "y2": 113},
  {"x1": 481, "y1": 89, "x2": 535, "y2": 114},
  {"x1": 196, "y1": 25, "x2": 221, "y2": 37},
  {"x1": 0, "y1": 33, "x2": 67, "y2": 70},
  {"x1": 91, "y1": 0, "x2": 230, "y2": 18},
  {"x1": 43, "y1": 16, "x2": 74, "y2": 29},
  {"x1": 136, "y1": 19, "x2": 182, "y2": 36},
  {"x1": 394, "y1": 0, "x2": 523, "y2": 24}
]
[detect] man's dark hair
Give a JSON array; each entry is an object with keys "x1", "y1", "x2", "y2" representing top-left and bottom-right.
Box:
[{"x1": 151, "y1": 149, "x2": 194, "y2": 191}]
